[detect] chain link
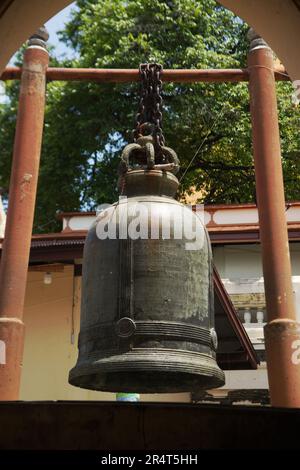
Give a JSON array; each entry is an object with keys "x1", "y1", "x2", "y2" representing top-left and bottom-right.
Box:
[{"x1": 132, "y1": 63, "x2": 165, "y2": 157}]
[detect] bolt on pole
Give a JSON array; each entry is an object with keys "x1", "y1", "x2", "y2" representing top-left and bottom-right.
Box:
[
  {"x1": 248, "y1": 29, "x2": 300, "y2": 407},
  {"x1": 0, "y1": 27, "x2": 49, "y2": 400}
]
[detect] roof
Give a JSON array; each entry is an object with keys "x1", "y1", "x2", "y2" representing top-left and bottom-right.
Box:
[
  {"x1": 3, "y1": 202, "x2": 300, "y2": 255},
  {"x1": 55, "y1": 202, "x2": 300, "y2": 245}
]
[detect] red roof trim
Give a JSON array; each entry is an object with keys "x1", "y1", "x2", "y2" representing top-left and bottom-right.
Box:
[
  {"x1": 213, "y1": 266, "x2": 258, "y2": 370},
  {"x1": 56, "y1": 201, "x2": 300, "y2": 219},
  {"x1": 56, "y1": 211, "x2": 96, "y2": 220},
  {"x1": 1, "y1": 226, "x2": 300, "y2": 248}
]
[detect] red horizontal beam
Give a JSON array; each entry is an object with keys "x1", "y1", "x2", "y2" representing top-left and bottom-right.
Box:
[{"x1": 0, "y1": 66, "x2": 290, "y2": 83}]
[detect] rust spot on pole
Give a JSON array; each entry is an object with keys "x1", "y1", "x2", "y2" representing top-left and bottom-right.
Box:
[{"x1": 20, "y1": 173, "x2": 32, "y2": 201}]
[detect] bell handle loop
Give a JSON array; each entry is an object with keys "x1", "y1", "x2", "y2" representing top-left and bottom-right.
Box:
[
  {"x1": 144, "y1": 141, "x2": 180, "y2": 174},
  {"x1": 119, "y1": 140, "x2": 180, "y2": 175},
  {"x1": 120, "y1": 143, "x2": 141, "y2": 172},
  {"x1": 160, "y1": 146, "x2": 180, "y2": 174},
  {"x1": 145, "y1": 142, "x2": 155, "y2": 169}
]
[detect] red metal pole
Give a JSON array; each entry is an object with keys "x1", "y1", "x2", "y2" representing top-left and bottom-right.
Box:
[
  {"x1": 248, "y1": 29, "x2": 300, "y2": 407},
  {"x1": 0, "y1": 27, "x2": 49, "y2": 400},
  {"x1": 0, "y1": 65, "x2": 289, "y2": 83}
]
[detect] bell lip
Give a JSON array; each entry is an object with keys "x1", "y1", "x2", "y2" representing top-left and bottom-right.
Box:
[
  {"x1": 68, "y1": 350, "x2": 225, "y2": 393},
  {"x1": 118, "y1": 169, "x2": 179, "y2": 198}
]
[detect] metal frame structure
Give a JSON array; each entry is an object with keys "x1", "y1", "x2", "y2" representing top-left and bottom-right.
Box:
[
  {"x1": 1, "y1": 65, "x2": 289, "y2": 83},
  {"x1": 0, "y1": 29, "x2": 49, "y2": 400},
  {"x1": 0, "y1": 27, "x2": 299, "y2": 406},
  {"x1": 248, "y1": 30, "x2": 300, "y2": 407}
]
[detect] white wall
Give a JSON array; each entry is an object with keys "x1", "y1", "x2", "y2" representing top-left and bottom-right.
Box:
[
  {"x1": 224, "y1": 365, "x2": 268, "y2": 391},
  {"x1": 213, "y1": 242, "x2": 300, "y2": 395},
  {"x1": 213, "y1": 243, "x2": 300, "y2": 322}
]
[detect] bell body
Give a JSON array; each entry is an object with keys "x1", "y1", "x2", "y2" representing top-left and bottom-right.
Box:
[{"x1": 69, "y1": 170, "x2": 225, "y2": 392}]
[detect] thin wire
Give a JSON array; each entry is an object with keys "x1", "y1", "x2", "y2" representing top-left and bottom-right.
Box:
[
  {"x1": 248, "y1": 65, "x2": 290, "y2": 78},
  {"x1": 179, "y1": 102, "x2": 228, "y2": 184},
  {"x1": 35, "y1": 218, "x2": 57, "y2": 231},
  {"x1": 179, "y1": 64, "x2": 288, "y2": 186},
  {"x1": 274, "y1": 70, "x2": 291, "y2": 79}
]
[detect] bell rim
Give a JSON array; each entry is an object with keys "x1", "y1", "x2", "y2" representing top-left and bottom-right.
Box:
[{"x1": 69, "y1": 349, "x2": 225, "y2": 393}]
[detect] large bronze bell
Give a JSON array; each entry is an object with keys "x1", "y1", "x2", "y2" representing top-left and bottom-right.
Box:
[{"x1": 69, "y1": 134, "x2": 225, "y2": 393}]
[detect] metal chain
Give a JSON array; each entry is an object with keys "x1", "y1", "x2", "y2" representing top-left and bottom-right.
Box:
[{"x1": 132, "y1": 63, "x2": 165, "y2": 156}]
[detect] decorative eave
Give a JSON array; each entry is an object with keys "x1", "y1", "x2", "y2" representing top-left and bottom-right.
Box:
[
  {"x1": 213, "y1": 266, "x2": 258, "y2": 370},
  {"x1": 2, "y1": 223, "x2": 300, "y2": 262},
  {"x1": 54, "y1": 202, "x2": 300, "y2": 244}
]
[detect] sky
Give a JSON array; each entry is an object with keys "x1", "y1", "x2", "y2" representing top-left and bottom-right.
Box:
[
  {"x1": 0, "y1": 3, "x2": 76, "y2": 103},
  {"x1": 45, "y1": 2, "x2": 76, "y2": 59}
]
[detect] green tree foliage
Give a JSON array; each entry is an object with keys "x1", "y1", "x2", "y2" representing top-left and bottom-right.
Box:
[{"x1": 0, "y1": 0, "x2": 299, "y2": 232}]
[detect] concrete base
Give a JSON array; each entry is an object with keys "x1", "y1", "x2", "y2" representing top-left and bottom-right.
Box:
[{"x1": 0, "y1": 401, "x2": 299, "y2": 449}]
